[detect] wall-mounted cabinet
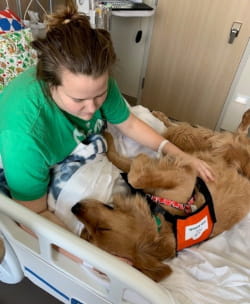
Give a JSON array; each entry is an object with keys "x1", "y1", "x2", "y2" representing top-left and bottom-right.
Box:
[
  {"x1": 109, "y1": 0, "x2": 157, "y2": 103},
  {"x1": 110, "y1": 13, "x2": 155, "y2": 103}
]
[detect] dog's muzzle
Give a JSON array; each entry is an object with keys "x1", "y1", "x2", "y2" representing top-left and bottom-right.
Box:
[{"x1": 71, "y1": 202, "x2": 81, "y2": 215}]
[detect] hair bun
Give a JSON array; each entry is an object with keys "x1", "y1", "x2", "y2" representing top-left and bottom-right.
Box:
[
  {"x1": 62, "y1": 19, "x2": 71, "y2": 25},
  {"x1": 45, "y1": 4, "x2": 88, "y2": 31}
]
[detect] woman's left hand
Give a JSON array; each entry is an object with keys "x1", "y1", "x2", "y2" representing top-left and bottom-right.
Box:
[{"x1": 186, "y1": 154, "x2": 215, "y2": 183}]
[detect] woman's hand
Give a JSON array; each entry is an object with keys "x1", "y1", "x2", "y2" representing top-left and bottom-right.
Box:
[{"x1": 185, "y1": 154, "x2": 215, "y2": 183}]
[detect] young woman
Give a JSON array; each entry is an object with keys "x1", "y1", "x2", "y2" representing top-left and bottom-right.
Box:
[{"x1": 0, "y1": 3, "x2": 214, "y2": 213}]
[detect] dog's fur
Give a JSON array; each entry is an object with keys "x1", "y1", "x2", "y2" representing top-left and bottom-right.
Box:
[
  {"x1": 72, "y1": 109, "x2": 250, "y2": 282},
  {"x1": 152, "y1": 110, "x2": 250, "y2": 180}
]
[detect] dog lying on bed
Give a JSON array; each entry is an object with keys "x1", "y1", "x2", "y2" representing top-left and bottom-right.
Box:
[
  {"x1": 72, "y1": 109, "x2": 250, "y2": 282},
  {"x1": 152, "y1": 109, "x2": 250, "y2": 180}
]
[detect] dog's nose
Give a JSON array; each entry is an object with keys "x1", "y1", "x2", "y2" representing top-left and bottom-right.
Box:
[{"x1": 71, "y1": 202, "x2": 81, "y2": 214}]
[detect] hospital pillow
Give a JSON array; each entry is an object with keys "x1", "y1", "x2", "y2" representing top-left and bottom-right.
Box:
[
  {"x1": 0, "y1": 28, "x2": 37, "y2": 93},
  {"x1": 0, "y1": 9, "x2": 25, "y2": 34}
]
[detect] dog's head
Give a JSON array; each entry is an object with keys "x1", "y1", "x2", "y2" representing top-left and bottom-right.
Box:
[{"x1": 72, "y1": 194, "x2": 174, "y2": 282}]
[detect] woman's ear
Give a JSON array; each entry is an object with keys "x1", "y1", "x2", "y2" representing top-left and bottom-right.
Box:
[{"x1": 133, "y1": 252, "x2": 172, "y2": 282}]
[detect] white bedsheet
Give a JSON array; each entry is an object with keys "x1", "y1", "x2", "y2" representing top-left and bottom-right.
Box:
[
  {"x1": 162, "y1": 213, "x2": 250, "y2": 304},
  {"x1": 107, "y1": 105, "x2": 167, "y2": 158},
  {"x1": 86, "y1": 212, "x2": 250, "y2": 304}
]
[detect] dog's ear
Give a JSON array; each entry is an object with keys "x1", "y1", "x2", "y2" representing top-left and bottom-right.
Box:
[
  {"x1": 132, "y1": 235, "x2": 173, "y2": 282},
  {"x1": 133, "y1": 251, "x2": 172, "y2": 282}
]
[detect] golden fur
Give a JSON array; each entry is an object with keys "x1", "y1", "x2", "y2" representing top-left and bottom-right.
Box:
[
  {"x1": 72, "y1": 109, "x2": 250, "y2": 282},
  {"x1": 153, "y1": 109, "x2": 250, "y2": 179}
]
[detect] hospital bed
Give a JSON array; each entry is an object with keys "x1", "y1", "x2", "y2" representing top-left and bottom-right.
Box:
[
  {"x1": 1, "y1": 130, "x2": 250, "y2": 304},
  {"x1": 0, "y1": 193, "x2": 178, "y2": 304},
  {"x1": 1, "y1": 112, "x2": 250, "y2": 304},
  {"x1": 1, "y1": 2, "x2": 250, "y2": 304}
]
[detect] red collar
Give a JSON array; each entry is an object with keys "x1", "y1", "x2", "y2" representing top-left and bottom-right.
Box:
[
  {"x1": 148, "y1": 195, "x2": 196, "y2": 215},
  {"x1": 120, "y1": 172, "x2": 197, "y2": 215}
]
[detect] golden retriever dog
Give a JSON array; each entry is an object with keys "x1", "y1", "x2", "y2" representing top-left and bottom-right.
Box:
[
  {"x1": 72, "y1": 109, "x2": 250, "y2": 282},
  {"x1": 152, "y1": 109, "x2": 250, "y2": 179}
]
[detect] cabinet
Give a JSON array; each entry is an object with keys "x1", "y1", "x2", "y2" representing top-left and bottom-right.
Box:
[
  {"x1": 110, "y1": 14, "x2": 155, "y2": 103},
  {"x1": 110, "y1": 1, "x2": 157, "y2": 103}
]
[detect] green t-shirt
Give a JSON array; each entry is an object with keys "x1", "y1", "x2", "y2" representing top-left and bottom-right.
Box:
[{"x1": 0, "y1": 66, "x2": 130, "y2": 200}]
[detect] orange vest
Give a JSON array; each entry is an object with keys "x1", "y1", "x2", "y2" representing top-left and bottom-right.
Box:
[{"x1": 174, "y1": 177, "x2": 216, "y2": 251}]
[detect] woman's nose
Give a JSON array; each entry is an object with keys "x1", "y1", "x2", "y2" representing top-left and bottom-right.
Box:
[{"x1": 85, "y1": 99, "x2": 97, "y2": 113}]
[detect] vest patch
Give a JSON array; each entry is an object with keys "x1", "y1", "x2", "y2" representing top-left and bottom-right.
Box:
[{"x1": 176, "y1": 202, "x2": 215, "y2": 251}]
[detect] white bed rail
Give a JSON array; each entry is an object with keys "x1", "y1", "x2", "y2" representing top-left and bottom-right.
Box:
[{"x1": 0, "y1": 193, "x2": 177, "y2": 304}]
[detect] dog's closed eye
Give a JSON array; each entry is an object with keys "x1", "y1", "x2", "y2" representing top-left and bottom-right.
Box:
[
  {"x1": 103, "y1": 204, "x2": 114, "y2": 210},
  {"x1": 97, "y1": 226, "x2": 111, "y2": 231}
]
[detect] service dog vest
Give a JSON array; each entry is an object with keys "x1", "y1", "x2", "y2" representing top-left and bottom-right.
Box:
[{"x1": 121, "y1": 174, "x2": 217, "y2": 252}]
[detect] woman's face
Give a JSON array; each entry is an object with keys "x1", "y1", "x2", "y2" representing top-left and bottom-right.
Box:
[{"x1": 51, "y1": 69, "x2": 108, "y2": 120}]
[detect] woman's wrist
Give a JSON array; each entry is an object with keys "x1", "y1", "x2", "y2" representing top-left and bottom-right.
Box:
[{"x1": 157, "y1": 139, "x2": 169, "y2": 157}]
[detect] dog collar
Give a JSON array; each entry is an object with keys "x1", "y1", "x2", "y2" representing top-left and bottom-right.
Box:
[
  {"x1": 147, "y1": 194, "x2": 197, "y2": 215},
  {"x1": 120, "y1": 172, "x2": 197, "y2": 216}
]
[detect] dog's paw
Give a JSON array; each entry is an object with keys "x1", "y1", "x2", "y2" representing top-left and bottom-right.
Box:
[
  {"x1": 128, "y1": 154, "x2": 153, "y2": 188},
  {"x1": 130, "y1": 154, "x2": 149, "y2": 173},
  {"x1": 103, "y1": 131, "x2": 114, "y2": 148},
  {"x1": 152, "y1": 111, "x2": 172, "y2": 127},
  {"x1": 237, "y1": 109, "x2": 250, "y2": 135},
  {"x1": 128, "y1": 171, "x2": 147, "y2": 189}
]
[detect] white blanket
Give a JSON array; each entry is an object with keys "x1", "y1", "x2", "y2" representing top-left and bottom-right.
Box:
[
  {"x1": 161, "y1": 213, "x2": 250, "y2": 303},
  {"x1": 47, "y1": 135, "x2": 128, "y2": 235},
  {"x1": 107, "y1": 105, "x2": 167, "y2": 158}
]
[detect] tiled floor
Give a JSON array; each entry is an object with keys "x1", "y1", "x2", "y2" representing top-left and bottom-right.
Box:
[{"x1": 0, "y1": 278, "x2": 61, "y2": 304}]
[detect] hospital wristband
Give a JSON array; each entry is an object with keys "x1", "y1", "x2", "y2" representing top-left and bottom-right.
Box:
[{"x1": 157, "y1": 139, "x2": 169, "y2": 157}]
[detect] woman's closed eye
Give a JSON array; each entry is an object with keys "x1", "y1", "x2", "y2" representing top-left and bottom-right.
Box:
[
  {"x1": 72, "y1": 90, "x2": 107, "y2": 103},
  {"x1": 72, "y1": 98, "x2": 85, "y2": 103}
]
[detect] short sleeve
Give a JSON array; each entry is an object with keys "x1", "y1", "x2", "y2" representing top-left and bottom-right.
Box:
[
  {"x1": 101, "y1": 78, "x2": 130, "y2": 124},
  {"x1": 0, "y1": 131, "x2": 50, "y2": 200}
]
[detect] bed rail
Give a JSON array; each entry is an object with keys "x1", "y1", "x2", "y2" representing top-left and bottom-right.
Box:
[{"x1": 0, "y1": 193, "x2": 177, "y2": 304}]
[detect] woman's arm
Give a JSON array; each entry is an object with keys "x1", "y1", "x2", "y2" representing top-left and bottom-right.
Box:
[
  {"x1": 116, "y1": 113, "x2": 214, "y2": 182},
  {"x1": 14, "y1": 194, "x2": 47, "y2": 213},
  {"x1": 14, "y1": 194, "x2": 69, "y2": 228}
]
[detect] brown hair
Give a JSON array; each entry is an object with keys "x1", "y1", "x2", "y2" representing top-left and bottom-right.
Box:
[{"x1": 31, "y1": 2, "x2": 116, "y2": 88}]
